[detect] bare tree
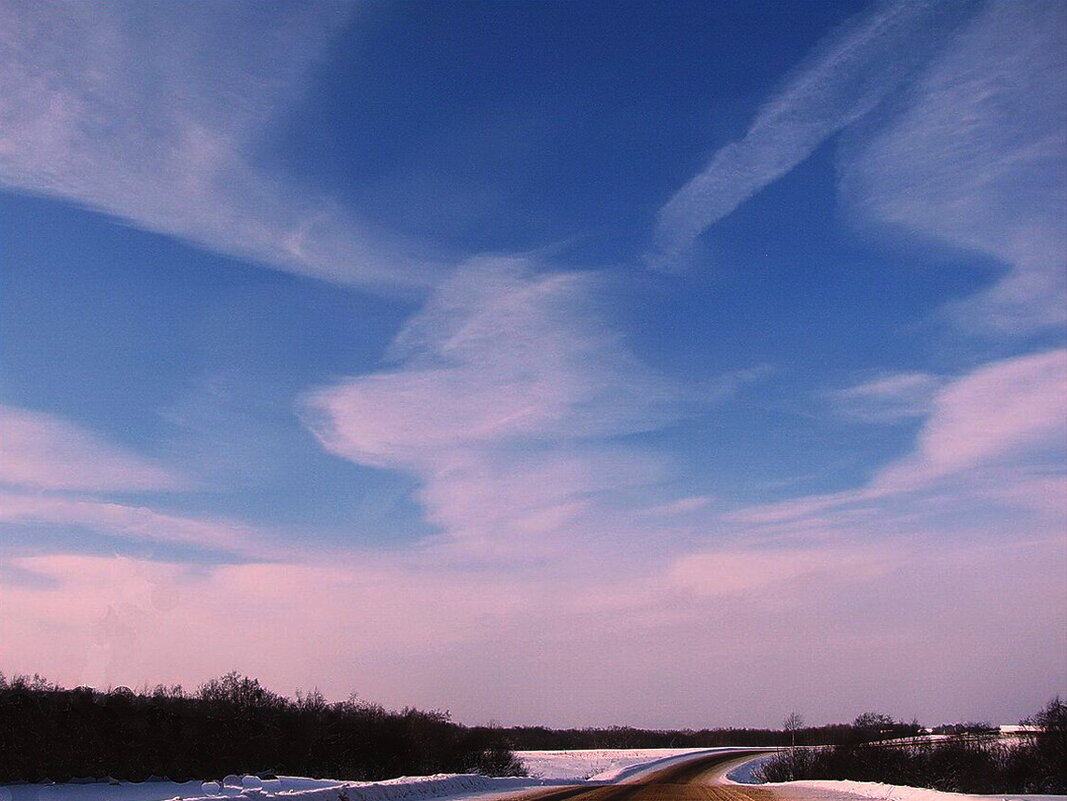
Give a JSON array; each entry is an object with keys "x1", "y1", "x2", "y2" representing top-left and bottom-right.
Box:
[
  {"x1": 783, "y1": 712, "x2": 804, "y2": 779},
  {"x1": 784, "y1": 711, "x2": 804, "y2": 747}
]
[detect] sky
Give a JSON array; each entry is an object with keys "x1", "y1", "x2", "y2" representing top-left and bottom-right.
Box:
[{"x1": 0, "y1": 0, "x2": 1064, "y2": 730}]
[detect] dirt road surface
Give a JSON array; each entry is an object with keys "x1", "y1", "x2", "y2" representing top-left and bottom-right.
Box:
[{"x1": 512, "y1": 750, "x2": 864, "y2": 801}]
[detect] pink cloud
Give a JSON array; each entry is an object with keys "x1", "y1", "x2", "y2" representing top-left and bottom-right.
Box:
[
  {"x1": 0, "y1": 492, "x2": 265, "y2": 553},
  {"x1": 874, "y1": 349, "x2": 1067, "y2": 491},
  {"x1": 825, "y1": 372, "x2": 942, "y2": 423},
  {"x1": 728, "y1": 349, "x2": 1067, "y2": 529},
  {"x1": 636, "y1": 496, "x2": 714, "y2": 518},
  {"x1": 0, "y1": 1, "x2": 441, "y2": 295},
  {"x1": 7, "y1": 531, "x2": 1064, "y2": 727},
  {"x1": 669, "y1": 544, "x2": 894, "y2": 597},
  {"x1": 839, "y1": 0, "x2": 1066, "y2": 334},
  {"x1": 303, "y1": 257, "x2": 680, "y2": 556},
  {"x1": 2, "y1": 552, "x2": 534, "y2": 700},
  {"x1": 0, "y1": 405, "x2": 183, "y2": 492}
]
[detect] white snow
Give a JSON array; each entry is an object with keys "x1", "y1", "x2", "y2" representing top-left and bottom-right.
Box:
[
  {"x1": 723, "y1": 754, "x2": 775, "y2": 785},
  {"x1": 0, "y1": 750, "x2": 716, "y2": 801},
  {"x1": 0, "y1": 750, "x2": 710, "y2": 801},
  {"x1": 514, "y1": 748, "x2": 719, "y2": 781},
  {"x1": 761, "y1": 778, "x2": 1066, "y2": 801},
  {"x1": 0, "y1": 774, "x2": 554, "y2": 801},
  {"x1": 5, "y1": 750, "x2": 1065, "y2": 801},
  {"x1": 723, "y1": 753, "x2": 1067, "y2": 801}
]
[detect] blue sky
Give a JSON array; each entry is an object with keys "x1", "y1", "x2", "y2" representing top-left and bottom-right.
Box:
[{"x1": 1, "y1": 0, "x2": 1064, "y2": 728}]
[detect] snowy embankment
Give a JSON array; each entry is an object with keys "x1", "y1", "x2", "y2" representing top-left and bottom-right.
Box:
[
  {"x1": 725, "y1": 754, "x2": 1067, "y2": 801},
  {"x1": 758, "y1": 779, "x2": 1065, "y2": 801},
  {"x1": 0, "y1": 773, "x2": 546, "y2": 801},
  {"x1": 7, "y1": 750, "x2": 1065, "y2": 801},
  {"x1": 0, "y1": 749, "x2": 718, "y2": 801},
  {"x1": 517, "y1": 748, "x2": 720, "y2": 781}
]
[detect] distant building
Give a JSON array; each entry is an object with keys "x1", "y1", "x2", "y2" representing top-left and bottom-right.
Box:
[{"x1": 999, "y1": 724, "x2": 1042, "y2": 734}]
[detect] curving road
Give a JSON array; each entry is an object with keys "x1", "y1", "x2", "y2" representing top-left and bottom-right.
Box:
[{"x1": 517, "y1": 751, "x2": 775, "y2": 801}]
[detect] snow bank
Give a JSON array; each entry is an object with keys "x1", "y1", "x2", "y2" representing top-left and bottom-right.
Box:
[
  {"x1": 723, "y1": 755, "x2": 775, "y2": 785},
  {"x1": 240, "y1": 774, "x2": 542, "y2": 801},
  {"x1": 515, "y1": 748, "x2": 715, "y2": 781},
  {"x1": 0, "y1": 750, "x2": 720, "y2": 801},
  {"x1": 724, "y1": 753, "x2": 1067, "y2": 801},
  {"x1": 0, "y1": 775, "x2": 549, "y2": 801},
  {"x1": 771, "y1": 780, "x2": 1066, "y2": 801}
]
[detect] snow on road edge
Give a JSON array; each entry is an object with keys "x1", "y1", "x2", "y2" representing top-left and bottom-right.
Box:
[
  {"x1": 764, "y1": 779, "x2": 1067, "y2": 801},
  {"x1": 723, "y1": 754, "x2": 1067, "y2": 801},
  {"x1": 0, "y1": 774, "x2": 553, "y2": 801},
  {"x1": 516, "y1": 748, "x2": 714, "y2": 781}
]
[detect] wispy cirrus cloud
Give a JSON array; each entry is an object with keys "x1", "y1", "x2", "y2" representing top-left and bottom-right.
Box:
[
  {"x1": 7, "y1": 344, "x2": 1062, "y2": 721},
  {"x1": 728, "y1": 348, "x2": 1067, "y2": 527},
  {"x1": 0, "y1": 0, "x2": 443, "y2": 295},
  {"x1": 9, "y1": 524, "x2": 1063, "y2": 726},
  {"x1": 874, "y1": 348, "x2": 1067, "y2": 492},
  {"x1": 651, "y1": 0, "x2": 1064, "y2": 335},
  {"x1": 825, "y1": 372, "x2": 942, "y2": 423},
  {"x1": 0, "y1": 405, "x2": 182, "y2": 492},
  {"x1": 649, "y1": 0, "x2": 970, "y2": 270},
  {"x1": 0, "y1": 492, "x2": 261, "y2": 555},
  {"x1": 302, "y1": 257, "x2": 685, "y2": 556},
  {"x1": 669, "y1": 544, "x2": 894, "y2": 598},
  {"x1": 838, "y1": 0, "x2": 1067, "y2": 334},
  {"x1": 0, "y1": 405, "x2": 272, "y2": 557}
]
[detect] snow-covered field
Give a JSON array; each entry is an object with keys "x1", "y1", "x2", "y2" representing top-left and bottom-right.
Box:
[
  {"x1": 753, "y1": 778, "x2": 1066, "y2": 801},
  {"x1": 515, "y1": 748, "x2": 721, "y2": 780},
  {"x1": 0, "y1": 773, "x2": 545, "y2": 801},
  {"x1": 724, "y1": 754, "x2": 1067, "y2": 801},
  {"x1": 3, "y1": 749, "x2": 1065, "y2": 801},
  {"x1": 0, "y1": 750, "x2": 714, "y2": 801}
]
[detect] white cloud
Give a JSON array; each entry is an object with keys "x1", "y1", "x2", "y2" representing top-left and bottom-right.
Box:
[
  {"x1": 649, "y1": 1, "x2": 969, "y2": 270},
  {"x1": 839, "y1": 0, "x2": 1067, "y2": 334},
  {"x1": 652, "y1": 0, "x2": 1064, "y2": 336},
  {"x1": 636, "y1": 496, "x2": 714, "y2": 518},
  {"x1": 305, "y1": 258, "x2": 677, "y2": 463},
  {"x1": 826, "y1": 372, "x2": 942, "y2": 423},
  {"x1": 727, "y1": 349, "x2": 1067, "y2": 529},
  {"x1": 0, "y1": 492, "x2": 260, "y2": 554},
  {"x1": 670, "y1": 545, "x2": 893, "y2": 597},
  {"x1": 874, "y1": 348, "x2": 1067, "y2": 491},
  {"x1": 0, "y1": 0, "x2": 443, "y2": 295},
  {"x1": 303, "y1": 257, "x2": 682, "y2": 554},
  {"x1": 0, "y1": 405, "x2": 276, "y2": 556},
  {"x1": 0, "y1": 405, "x2": 181, "y2": 492}
]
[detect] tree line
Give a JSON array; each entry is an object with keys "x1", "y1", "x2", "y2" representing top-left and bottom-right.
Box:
[
  {"x1": 0, "y1": 672, "x2": 524, "y2": 784},
  {"x1": 757, "y1": 700, "x2": 1067, "y2": 793},
  {"x1": 484, "y1": 715, "x2": 922, "y2": 751}
]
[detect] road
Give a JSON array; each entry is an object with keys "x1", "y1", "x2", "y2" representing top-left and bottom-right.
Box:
[
  {"x1": 511, "y1": 750, "x2": 867, "y2": 801},
  {"x1": 515, "y1": 750, "x2": 776, "y2": 801}
]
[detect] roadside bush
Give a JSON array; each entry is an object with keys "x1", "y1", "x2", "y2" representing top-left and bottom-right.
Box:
[
  {"x1": 755, "y1": 700, "x2": 1067, "y2": 793},
  {"x1": 0, "y1": 671, "x2": 524, "y2": 783}
]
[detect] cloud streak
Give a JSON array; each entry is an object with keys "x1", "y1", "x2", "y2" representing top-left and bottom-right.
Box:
[
  {"x1": 652, "y1": 0, "x2": 1064, "y2": 335},
  {"x1": 7, "y1": 525, "x2": 1063, "y2": 727},
  {"x1": 303, "y1": 257, "x2": 683, "y2": 555},
  {"x1": 825, "y1": 372, "x2": 942, "y2": 423},
  {"x1": 0, "y1": 405, "x2": 273, "y2": 557},
  {"x1": 0, "y1": 405, "x2": 182, "y2": 492},
  {"x1": 649, "y1": 0, "x2": 968, "y2": 270},
  {"x1": 728, "y1": 348, "x2": 1067, "y2": 527},
  {"x1": 0, "y1": 493, "x2": 261, "y2": 554},
  {"x1": 874, "y1": 349, "x2": 1067, "y2": 492},
  {"x1": 838, "y1": 0, "x2": 1067, "y2": 334},
  {"x1": 0, "y1": 0, "x2": 444, "y2": 295}
]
